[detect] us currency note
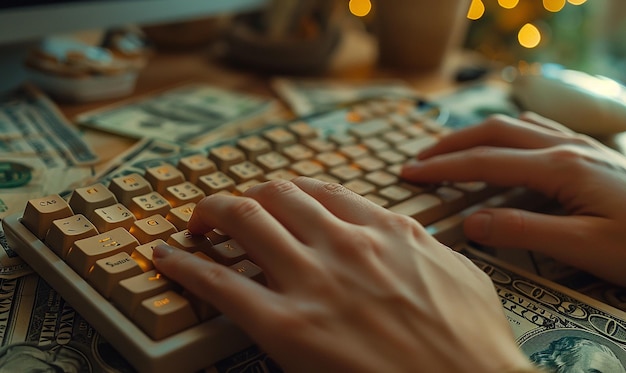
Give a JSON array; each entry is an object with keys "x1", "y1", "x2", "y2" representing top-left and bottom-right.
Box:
[
  {"x1": 76, "y1": 84, "x2": 280, "y2": 146},
  {"x1": 272, "y1": 77, "x2": 419, "y2": 116},
  {"x1": 461, "y1": 244, "x2": 626, "y2": 370},
  {"x1": 0, "y1": 274, "x2": 134, "y2": 372},
  {"x1": 0, "y1": 85, "x2": 100, "y2": 279}
]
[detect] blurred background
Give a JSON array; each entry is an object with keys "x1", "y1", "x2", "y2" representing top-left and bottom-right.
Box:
[{"x1": 346, "y1": 0, "x2": 626, "y2": 82}]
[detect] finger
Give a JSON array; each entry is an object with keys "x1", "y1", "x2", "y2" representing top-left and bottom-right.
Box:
[
  {"x1": 290, "y1": 177, "x2": 391, "y2": 225},
  {"x1": 518, "y1": 111, "x2": 575, "y2": 134},
  {"x1": 242, "y1": 179, "x2": 349, "y2": 246},
  {"x1": 417, "y1": 114, "x2": 568, "y2": 160},
  {"x1": 463, "y1": 209, "x2": 626, "y2": 285},
  {"x1": 402, "y1": 147, "x2": 563, "y2": 197},
  {"x1": 152, "y1": 244, "x2": 280, "y2": 338},
  {"x1": 187, "y1": 194, "x2": 310, "y2": 281}
]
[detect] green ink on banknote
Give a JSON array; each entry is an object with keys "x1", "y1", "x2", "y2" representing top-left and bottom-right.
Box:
[{"x1": 0, "y1": 162, "x2": 32, "y2": 188}]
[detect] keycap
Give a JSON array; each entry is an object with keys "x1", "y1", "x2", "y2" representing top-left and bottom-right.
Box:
[
  {"x1": 209, "y1": 145, "x2": 245, "y2": 171},
  {"x1": 130, "y1": 215, "x2": 177, "y2": 244},
  {"x1": 165, "y1": 202, "x2": 196, "y2": 231},
  {"x1": 68, "y1": 183, "x2": 118, "y2": 219},
  {"x1": 22, "y1": 194, "x2": 73, "y2": 239},
  {"x1": 134, "y1": 290, "x2": 199, "y2": 340},
  {"x1": 162, "y1": 181, "x2": 205, "y2": 207},
  {"x1": 144, "y1": 164, "x2": 186, "y2": 194},
  {"x1": 177, "y1": 154, "x2": 217, "y2": 184},
  {"x1": 111, "y1": 270, "x2": 174, "y2": 317},
  {"x1": 128, "y1": 191, "x2": 171, "y2": 219},
  {"x1": 108, "y1": 173, "x2": 153, "y2": 206},
  {"x1": 89, "y1": 252, "x2": 144, "y2": 298},
  {"x1": 45, "y1": 214, "x2": 98, "y2": 258},
  {"x1": 91, "y1": 203, "x2": 136, "y2": 232},
  {"x1": 66, "y1": 227, "x2": 139, "y2": 278}
]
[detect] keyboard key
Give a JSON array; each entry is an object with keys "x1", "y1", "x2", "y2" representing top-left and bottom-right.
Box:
[
  {"x1": 131, "y1": 239, "x2": 164, "y2": 272},
  {"x1": 144, "y1": 164, "x2": 186, "y2": 194},
  {"x1": 66, "y1": 227, "x2": 139, "y2": 278},
  {"x1": 68, "y1": 183, "x2": 118, "y2": 219},
  {"x1": 163, "y1": 181, "x2": 205, "y2": 207},
  {"x1": 91, "y1": 203, "x2": 136, "y2": 232},
  {"x1": 22, "y1": 195, "x2": 73, "y2": 239},
  {"x1": 108, "y1": 173, "x2": 153, "y2": 206},
  {"x1": 129, "y1": 192, "x2": 171, "y2": 219},
  {"x1": 134, "y1": 290, "x2": 199, "y2": 340},
  {"x1": 130, "y1": 215, "x2": 177, "y2": 244},
  {"x1": 228, "y1": 161, "x2": 264, "y2": 183},
  {"x1": 236, "y1": 135, "x2": 271, "y2": 161},
  {"x1": 177, "y1": 154, "x2": 217, "y2": 184},
  {"x1": 165, "y1": 202, "x2": 196, "y2": 231},
  {"x1": 203, "y1": 239, "x2": 247, "y2": 265},
  {"x1": 282, "y1": 143, "x2": 315, "y2": 161},
  {"x1": 388, "y1": 193, "x2": 443, "y2": 225},
  {"x1": 166, "y1": 230, "x2": 212, "y2": 253},
  {"x1": 111, "y1": 270, "x2": 174, "y2": 318},
  {"x1": 262, "y1": 128, "x2": 296, "y2": 151},
  {"x1": 256, "y1": 151, "x2": 290, "y2": 171},
  {"x1": 209, "y1": 145, "x2": 245, "y2": 172},
  {"x1": 45, "y1": 214, "x2": 98, "y2": 258},
  {"x1": 197, "y1": 171, "x2": 235, "y2": 195},
  {"x1": 89, "y1": 252, "x2": 143, "y2": 298},
  {"x1": 231, "y1": 259, "x2": 265, "y2": 285},
  {"x1": 287, "y1": 121, "x2": 317, "y2": 140}
]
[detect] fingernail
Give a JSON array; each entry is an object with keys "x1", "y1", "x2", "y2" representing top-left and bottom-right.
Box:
[
  {"x1": 466, "y1": 212, "x2": 492, "y2": 240},
  {"x1": 153, "y1": 244, "x2": 175, "y2": 260},
  {"x1": 400, "y1": 159, "x2": 421, "y2": 176}
]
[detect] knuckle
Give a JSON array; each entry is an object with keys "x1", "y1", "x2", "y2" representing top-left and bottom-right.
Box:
[
  {"x1": 547, "y1": 145, "x2": 588, "y2": 176},
  {"x1": 385, "y1": 213, "x2": 424, "y2": 238},
  {"x1": 250, "y1": 179, "x2": 298, "y2": 198},
  {"x1": 225, "y1": 197, "x2": 264, "y2": 222},
  {"x1": 321, "y1": 181, "x2": 352, "y2": 198}
]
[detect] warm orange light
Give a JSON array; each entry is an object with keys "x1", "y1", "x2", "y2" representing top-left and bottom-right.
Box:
[
  {"x1": 543, "y1": 0, "x2": 566, "y2": 12},
  {"x1": 518, "y1": 23, "x2": 541, "y2": 48},
  {"x1": 498, "y1": 0, "x2": 519, "y2": 9},
  {"x1": 567, "y1": 0, "x2": 587, "y2": 4},
  {"x1": 349, "y1": 0, "x2": 371, "y2": 17},
  {"x1": 467, "y1": 0, "x2": 485, "y2": 20}
]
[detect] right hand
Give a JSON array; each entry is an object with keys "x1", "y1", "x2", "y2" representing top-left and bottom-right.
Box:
[{"x1": 401, "y1": 112, "x2": 626, "y2": 287}]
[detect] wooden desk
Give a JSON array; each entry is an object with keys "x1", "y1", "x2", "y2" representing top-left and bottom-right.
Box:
[{"x1": 59, "y1": 28, "x2": 479, "y2": 168}]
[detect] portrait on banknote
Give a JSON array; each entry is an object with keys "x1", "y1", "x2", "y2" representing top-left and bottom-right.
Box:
[{"x1": 520, "y1": 329, "x2": 626, "y2": 373}]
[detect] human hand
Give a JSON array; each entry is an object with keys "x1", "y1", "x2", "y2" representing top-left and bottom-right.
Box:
[
  {"x1": 401, "y1": 112, "x2": 626, "y2": 286},
  {"x1": 152, "y1": 177, "x2": 533, "y2": 373}
]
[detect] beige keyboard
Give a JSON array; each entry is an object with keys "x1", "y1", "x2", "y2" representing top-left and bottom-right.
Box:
[{"x1": 2, "y1": 97, "x2": 539, "y2": 373}]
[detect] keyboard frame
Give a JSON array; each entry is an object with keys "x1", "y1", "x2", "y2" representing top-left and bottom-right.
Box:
[{"x1": 3, "y1": 213, "x2": 253, "y2": 373}]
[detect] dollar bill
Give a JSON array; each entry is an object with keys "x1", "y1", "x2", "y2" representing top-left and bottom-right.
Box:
[
  {"x1": 272, "y1": 77, "x2": 419, "y2": 116},
  {"x1": 0, "y1": 85, "x2": 101, "y2": 279},
  {"x1": 0, "y1": 274, "x2": 134, "y2": 372},
  {"x1": 75, "y1": 84, "x2": 281, "y2": 146},
  {"x1": 461, "y1": 244, "x2": 626, "y2": 369},
  {"x1": 431, "y1": 80, "x2": 520, "y2": 129}
]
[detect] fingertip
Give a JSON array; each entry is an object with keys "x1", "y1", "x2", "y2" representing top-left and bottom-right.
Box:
[
  {"x1": 464, "y1": 211, "x2": 493, "y2": 242},
  {"x1": 153, "y1": 243, "x2": 176, "y2": 260}
]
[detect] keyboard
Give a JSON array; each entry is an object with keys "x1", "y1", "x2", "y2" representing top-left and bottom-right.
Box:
[{"x1": 2, "y1": 97, "x2": 541, "y2": 373}]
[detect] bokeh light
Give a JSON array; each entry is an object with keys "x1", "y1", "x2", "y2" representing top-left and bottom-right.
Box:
[
  {"x1": 467, "y1": 0, "x2": 485, "y2": 20},
  {"x1": 518, "y1": 23, "x2": 542, "y2": 48},
  {"x1": 498, "y1": 0, "x2": 519, "y2": 9},
  {"x1": 543, "y1": 0, "x2": 566, "y2": 12},
  {"x1": 348, "y1": 0, "x2": 371, "y2": 17}
]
